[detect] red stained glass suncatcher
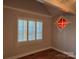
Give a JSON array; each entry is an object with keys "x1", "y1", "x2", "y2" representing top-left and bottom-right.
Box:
[{"x1": 56, "y1": 16, "x2": 70, "y2": 30}]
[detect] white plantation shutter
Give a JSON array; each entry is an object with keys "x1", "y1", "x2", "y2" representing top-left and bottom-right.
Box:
[
  {"x1": 36, "y1": 21, "x2": 42, "y2": 40},
  {"x1": 28, "y1": 20, "x2": 35, "y2": 41},
  {"x1": 18, "y1": 18, "x2": 43, "y2": 42},
  {"x1": 24, "y1": 20, "x2": 27, "y2": 41}
]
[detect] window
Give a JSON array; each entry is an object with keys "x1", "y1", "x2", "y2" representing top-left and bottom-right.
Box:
[
  {"x1": 36, "y1": 20, "x2": 42, "y2": 40},
  {"x1": 18, "y1": 18, "x2": 43, "y2": 42},
  {"x1": 18, "y1": 19, "x2": 27, "y2": 42},
  {"x1": 28, "y1": 20, "x2": 35, "y2": 41}
]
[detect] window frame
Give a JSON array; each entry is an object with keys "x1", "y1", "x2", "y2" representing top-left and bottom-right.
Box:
[
  {"x1": 17, "y1": 18, "x2": 43, "y2": 42},
  {"x1": 36, "y1": 19, "x2": 43, "y2": 40},
  {"x1": 28, "y1": 19, "x2": 36, "y2": 41}
]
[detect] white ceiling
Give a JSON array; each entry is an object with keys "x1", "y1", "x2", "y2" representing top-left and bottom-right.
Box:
[{"x1": 37, "y1": 0, "x2": 76, "y2": 14}]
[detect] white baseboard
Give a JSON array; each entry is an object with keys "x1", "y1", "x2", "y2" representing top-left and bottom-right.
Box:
[
  {"x1": 5, "y1": 46, "x2": 76, "y2": 59},
  {"x1": 50, "y1": 47, "x2": 76, "y2": 58},
  {"x1": 5, "y1": 47, "x2": 51, "y2": 59}
]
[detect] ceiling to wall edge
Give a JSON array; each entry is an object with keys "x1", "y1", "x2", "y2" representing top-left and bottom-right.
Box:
[
  {"x1": 37, "y1": 0, "x2": 76, "y2": 14},
  {"x1": 3, "y1": 5, "x2": 52, "y2": 18}
]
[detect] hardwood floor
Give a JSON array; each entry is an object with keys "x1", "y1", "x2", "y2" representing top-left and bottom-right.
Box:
[{"x1": 18, "y1": 49, "x2": 75, "y2": 59}]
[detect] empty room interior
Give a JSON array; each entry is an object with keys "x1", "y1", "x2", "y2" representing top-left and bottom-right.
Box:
[{"x1": 3, "y1": 0, "x2": 76, "y2": 59}]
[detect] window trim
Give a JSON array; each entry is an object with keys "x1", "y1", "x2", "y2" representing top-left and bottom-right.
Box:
[{"x1": 17, "y1": 17, "x2": 43, "y2": 42}]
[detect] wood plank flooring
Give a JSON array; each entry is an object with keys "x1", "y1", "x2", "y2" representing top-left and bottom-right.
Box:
[{"x1": 18, "y1": 49, "x2": 75, "y2": 59}]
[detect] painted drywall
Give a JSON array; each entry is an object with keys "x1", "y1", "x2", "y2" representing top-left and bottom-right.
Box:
[
  {"x1": 4, "y1": 0, "x2": 51, "y2": 16},
  {"x1": 40, "y1": 0, "x2": 76, "y2": 13},
  {"x1": 51, "y1": 13, "x2": 76, "y2": 56},
  {"x1": 3, "y1": 0, "x2": 76, "y2": 58},
  {"x1": 45, "y1": 4, "x2": 76, "y2": 57},
  {"x1": 3, "y1": 8, "x2": 52, "y2": 58}
]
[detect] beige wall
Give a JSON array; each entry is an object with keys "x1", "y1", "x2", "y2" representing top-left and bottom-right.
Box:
[
  {"x1": 3, "y1": 0, "x2": 76, "y2": 58},
  {"x1": 51, "y1": 13, "x2": 76, "y2": 56},
  {"x1": 3, "y1": 8, "x2": 52, "y2": 58},
  {"x1": 45, "y1": 4, "x2": 76, "y2": 56},
  {"x1": 4, "y1": 0, "x2": 50, "y2": 16}
]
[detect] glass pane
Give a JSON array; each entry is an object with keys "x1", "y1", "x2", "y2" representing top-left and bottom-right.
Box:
[
  {"x1": 28, "y1": 20, "x2": 35, "y2": 41},
  {"x1": 18, "y1": 19, "x2": 27, "y2": 42},
  {"x1": 36, "y1": 21, "x2": 42, "y2": 40},
  {"x1": 24, "y1": 20, "x2": 27, "y2": 41}
]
